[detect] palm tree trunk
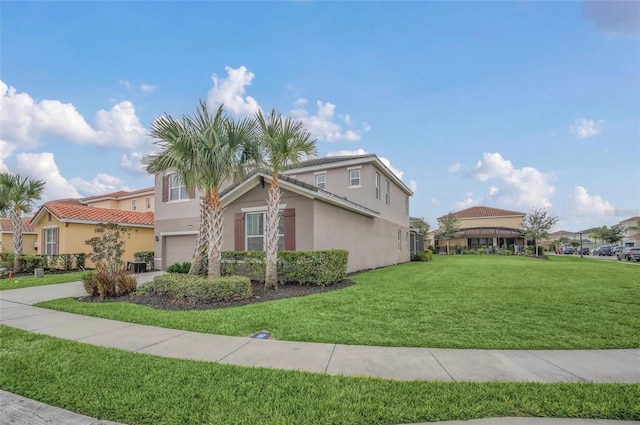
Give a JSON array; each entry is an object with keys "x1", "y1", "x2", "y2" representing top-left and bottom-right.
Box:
[
  {"x1": 265, "y1": 180, "x2": 281, "y2": 289},
  {"x1": 12, "y1": 210, "x2": 23, "y2": 272},
  {"x1": 206, "y1": 190, "x2": 224, "y2": 279},
  {"x1": 189, "y1": 198, "x2": 209, "y2": 275}
]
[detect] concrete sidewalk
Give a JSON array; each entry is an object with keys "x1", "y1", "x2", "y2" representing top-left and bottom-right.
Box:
[
  {"x1": 0, "y1": 273, "x2": 638, "y2": 383},
  {"x1": 1, "y1": 275, "x2": 638, "y2": 425}
]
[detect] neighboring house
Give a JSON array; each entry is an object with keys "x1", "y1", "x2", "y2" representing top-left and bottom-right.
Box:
[
  {"x1": 618, "y1": 216, "x2": 640, "y2": 247},
  {"x1": 435, "y1": 206, "x2": 526, "y2": 252},
  {"x1": 153, "y1": 154, "x2": 414, "y2": 273},
  {"x1": 81, "y1": 187, "x2": 155, "y2": 212},
  {"x1": 546, "y1": 230, "x2": 593, "y2": 251},
  {"x1": 0, "y1": 217, "x2": 38, "y2": 256},
  {"x1": 30, "y1": 199, "x2": 154, "y2": 268}
]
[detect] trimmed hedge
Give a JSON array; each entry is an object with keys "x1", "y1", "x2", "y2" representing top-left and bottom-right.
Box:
[
  {"x1": 411, "y1": 249, "x2": 433, "y2": 262},
  {"x1": 0, "y1": 253, "x2": 86, "y2": 273},
  {"x1": 139, "y1": 273, "x2": 252, "y2": 303},
  {"x1": 220, "y1": 250, "x2": 348, "y2": 286}
]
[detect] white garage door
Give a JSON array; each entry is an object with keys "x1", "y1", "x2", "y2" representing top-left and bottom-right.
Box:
[{"x1": 164, "y1": 235, "x2": 196, "y2": 269}]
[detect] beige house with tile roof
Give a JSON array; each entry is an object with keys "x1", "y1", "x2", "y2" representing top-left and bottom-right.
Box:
[
  {"x1": 30, "y1": 198, "x2": 154, "y2": 269},
  {"x1": 81, "y1": 187, "x2": 155, "y2": 212},
  {"x1": 0, "y1": 217, "x2": 38, "y2": 256},
  {"x1": 435, "y1": 206, "x2": 526, "y2": 252},
  {"x1": 618, "y1": 216, "x2": 640, "y2": 247}
]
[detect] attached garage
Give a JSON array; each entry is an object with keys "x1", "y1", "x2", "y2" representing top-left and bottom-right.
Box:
[{"x1": 163, "y1": 234, "x2": 196, "y2": 269}]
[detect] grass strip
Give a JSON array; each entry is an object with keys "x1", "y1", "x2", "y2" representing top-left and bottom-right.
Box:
[
  {"x1": 38, "y1": 256, "x2": 640, "y2": 349},
  {"x1": 1, "y1": 325, "x2": 638, "y2": 425},
  {"x1": 0, "y1": 271, "x2": 91, "y2": 291}
]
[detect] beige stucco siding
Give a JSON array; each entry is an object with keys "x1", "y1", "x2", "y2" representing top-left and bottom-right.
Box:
[
  {"x1": 313, "y1": 201, "x2": 410, "y2": 273},
  {"x1": 87, "y1": 194, "x2": 154, "y2": 213},
  {"x1": 0, "y1": 233, "x2": 38, "y2": 255},
  {"x1": 459, "y1": 216, "x2": 524, "y2": 229}
]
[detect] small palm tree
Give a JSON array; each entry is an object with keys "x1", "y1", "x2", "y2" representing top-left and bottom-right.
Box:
[
  {"x1": 256, "y1": 109, "x2": 317, "y2": 289},
  {"x1": 147, "y1": 102, "x2": 257, "y2": 279},
  {"x1": 0, "y1": 173, "x2": 45, "y2": 272}
]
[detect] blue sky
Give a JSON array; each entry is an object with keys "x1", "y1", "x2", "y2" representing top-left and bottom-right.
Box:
[{"x1": 1, "y1": 1, "x2": 638, "y2": 231}]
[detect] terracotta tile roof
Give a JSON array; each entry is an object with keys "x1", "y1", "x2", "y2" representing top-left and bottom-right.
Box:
[
  {"x1": 81, "y1": 187, "x2": 154, "y2": 203},
  {"x1": 549, "y1": 230, "x2": 574, "y2": 237},
  {"x1": 0, "y1": 217, "x2": 37, "y2": 233},
  {"x1": 447, "y1": 206, "x2": 526, "y2": 220},
  {"x1": 38, "y1": 201, "x2": 154, "y2": 226},
  {"x1": 620, "y1": 216, "x2": 640, "y2": 223}
]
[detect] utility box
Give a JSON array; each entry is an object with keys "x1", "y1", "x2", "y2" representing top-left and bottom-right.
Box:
[{"x1": 34, "y1": 268, "x2": 45, "y2": 278}]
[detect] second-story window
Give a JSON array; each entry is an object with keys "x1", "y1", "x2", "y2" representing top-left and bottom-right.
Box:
[
  {"x1": 397, "y1": 230, "x2": 402, "y2": 251},
  {"x1": 169, "y1": 174, "x2": 188, "y2": 201},
  {"x1": 316, "y1": 173, "x2": 326, "y2": 189},
  {"x1": 375, "y1": 172, "x2": 380, "y2": 200},
  {"x1": 385, "y1": 180, "x2": 390, "y2": 205},
  {"x1": 132, "y1": 200, "x2": 137, "y2": 211},
  {"x1": 349, "y1": 169, "x2": 360, "y2": 187},
  {"x1": 146, "y1": 197, "x2": 151, "y2": 209},
  {"x1": 405, "y1": 195, "x2": 409, "y2": 214}
]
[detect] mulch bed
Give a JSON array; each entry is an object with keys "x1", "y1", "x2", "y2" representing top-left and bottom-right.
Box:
[{"x1": 81, "y1": 279, "x2": 355, "y2": 311}]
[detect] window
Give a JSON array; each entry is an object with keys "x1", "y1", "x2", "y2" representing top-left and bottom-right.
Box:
[
  {"x1": 375, "y1": 172, "x2": 380, "y2": 200},
  {"x1": 246, "y1": 211, "x2": 284, "y2": 251},
  {"x1": 316, "y1": 173, "x2": 326, "y2": 189},
  {"x1": 385, "y1": 180, "x2": 390, "y2": 205},
  {"x1": 132, "y1": 200, "x2": 137, "y2": 211},
  {"x1": 397, "y1": 230, "x2": 402, "y2": 251},
  {"x1": 45, "y1": 228, "x2": 58, "y2": 256},
  {"x1": 169, "y1": 174, "x2": 188, "y2": 201},
  {"x1": 405, "y1": 196, "x2": 409, "y2": 214},
  {"x1": 146, "y1": 197, "x2": 151, "y2": 209},
  {"x1": 349, "y1": 169, "x2": 360, "y2": 187}
]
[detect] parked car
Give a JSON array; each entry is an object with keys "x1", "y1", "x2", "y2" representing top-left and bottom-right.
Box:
[
  {"x1": 579, "y1": 247, "x2": 590, "y2": 255},
  {"x1": 562, "y1": 246, "x2": 574, "y2": 254},
  {"x1": 624, "y1": 247, "x2": 640, "y2": 262},
  {"x1": 598, "y1": 246, "x2": 612, "y2": 256},
  {"x1": 592, "y1": 248, "x2": 600, "y2": 256},
  {"x1": 616, "y1": 246, "x2": 633, "y2": 260},
  {"x1": 555, "y1": 247, "x2": 563, "y2": 254},
  {"x1": 612, "y1": 246, "x2": 624, "y2": 255}
]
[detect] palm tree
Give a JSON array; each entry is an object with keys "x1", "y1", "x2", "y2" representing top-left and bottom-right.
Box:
[
  {"x1": 256, "y1": 109, "x2": 317, "y2": 289},
  {"x1": 0, "y1": 172, "x2": 45, "y2": 272},
  {"x1": 146, "y1": 102, "x2": 257, "y2": 279}
]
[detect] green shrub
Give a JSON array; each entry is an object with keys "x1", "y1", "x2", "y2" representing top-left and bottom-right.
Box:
[
  {"x1": 20, "y1": 255, "x2": 46, "y2": 272},
  {"x1": 144, "y1": 273, "x2": 252, "y2": 303},
  {"x1": 60, "y1": 254, "x2": 74, "y2": 271},
  {"x1": 75, "y1": 253, "x2": 86, "y2": 270},
  {"x1": 221, "y1": 251, "x2": 265, "y2": 280},
  {"x1": 167, "y1": 262, "x2": 191, "y2": 274},
  {"x1": 83, "y1": 264, "x2": 137, "y2": 299}
]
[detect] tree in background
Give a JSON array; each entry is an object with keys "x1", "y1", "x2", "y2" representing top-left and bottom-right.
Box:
[
  {"x1": 437, "y1": 212, "x2": 460, "y2": 255},
  {"x1": 602, "y1": 225, "x2": 625, "y2": 245},
  {"x1": 522, "y1": 208, "x2": 559, "y2": 256},
  {"x1": 256, "y1": 109, "x2": 317, "y2": 289},
  {"x1": 0, "y1": 172, "x2": 45, "y2": 272},
  {"x1": 410, "y1": 216, "x2": 430, "y2": 236}
]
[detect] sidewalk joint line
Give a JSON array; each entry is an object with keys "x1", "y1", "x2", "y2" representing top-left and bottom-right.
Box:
[
  {"x1": 324, "y1": 344, "x2": 337, "y2": 374},
  {"x1": 428, "y1": 348, "x2": 456, "y2": 381},
  {"x1": 75, "y1": 323, "x2": 139, "y2": 342},
  {"x1": 527, "y1": 350, "x2": 587, "y2": 383},
  {"x1": 134, "y1": 331, "x2": 188, "y2": 352},
  {"x1": 217, "y1": 338, "x2": 254, "y2": 362}
]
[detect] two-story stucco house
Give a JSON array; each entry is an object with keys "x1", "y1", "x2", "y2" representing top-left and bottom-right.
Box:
[{"x1": 153, "y1": 154, "x2": 414, "y2": 273}]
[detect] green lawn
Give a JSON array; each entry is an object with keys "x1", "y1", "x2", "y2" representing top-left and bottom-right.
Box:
[
  {"x1": 1, "y1": 326, "x2": 637, "y2": 425},
  {"x1": 37, "y1": 256, "x2": 640, "y2": 349},
  {"x1": 0, "y1": 271, "x2": 91, "y2": 291}
]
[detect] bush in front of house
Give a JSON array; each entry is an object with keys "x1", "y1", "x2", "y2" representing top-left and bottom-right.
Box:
[
  {"x1": 140, "y1": 273, "x2": 252, "y2": 303},
  {"x1": 83, "y1": 264, "x2": 137, "y2": 299},
  {"x1": 412, "y1": 249, "x2": 433, "y2": 262},
  {"x1": 221, "y1": 251, "x2": 266, "y2": 281},
  {"x1": 134, "y1": 251, "x2": 155, "y2": 271},
  {"x1": 167, "y1": 261, "x2": 191, "y2": 274}
]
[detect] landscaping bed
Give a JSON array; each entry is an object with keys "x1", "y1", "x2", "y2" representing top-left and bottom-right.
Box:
[{"x1": 82, "y1": 278, "x2": 355, "y2": 311}]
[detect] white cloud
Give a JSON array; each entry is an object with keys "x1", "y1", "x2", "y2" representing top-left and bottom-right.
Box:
[
  {"x1": 15, "y1": 152, "x2": 82, "y2": 201},
  {"x1": 294, "y1": 98, "x2": 308, "y2": 107},
  {"x1": 0, "y1": 80, "x2": 147, "y2": 150},
  {"x1": 140, "y1": 84, "x2": 157, "y2": 93},
  {"x1": 69, "y1": 173, "x2": 129, "y2": 197},
  {"x1": 454, "y1": 197, "x2": 478, "y2": 210},
  {"x1": 430, "y1": 198, "x2": 440, "y2": 205},
  {"x1": 119, "y1": 151, "x2": 148, "y2": 176},
  {"x1": 118, "y1": 79, "x2": 131, "y2": 90},
  {"x1": 468, "y1": 152, "x2": 555, "y2": 209},
  {"x1": 0, "y1": 140, "x2": 14, "y2": 172},
  {"x1": 568, "y1": 186, "x2": 614, "y2": 216},
  {"x1": 379, "y1": 156, "x2": 404, "y2": 179},
  {"x1": 570, "y1": 118, "x2": 604, "y2": 138},
  {"x1": 447, "y1": 163, "x2": 461, "y2": 173},
  {"x1": 207, "y1": 65, "x2": 260, "y2": 116},
  {"x1": 408, "y1": 180, "x2": 417, "y2": 193},
  {"x1": 292, "y1": 100, "x2": 364, "y2": 142}
]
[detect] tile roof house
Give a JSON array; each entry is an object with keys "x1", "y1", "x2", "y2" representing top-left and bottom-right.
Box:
[
  {"x1": 29, "y1": 189, "x2": 155, "y2": 268},
  {"x1": 436, "y1": 206, "x2": 527, "y2": 253},
  {"x1": 153, "y1": 154, "x2": 414, "y2": 273},
  {"x1": 618, "y1": 216, "x2": 640, "y2": 247},
  {"x1": 0, "y1": 217, "x2": 38, "y2": 255}
]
